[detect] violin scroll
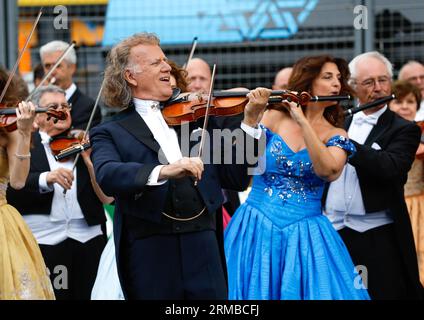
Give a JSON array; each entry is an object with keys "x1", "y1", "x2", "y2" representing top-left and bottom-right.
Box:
[{"x1": 45, "y1": 109, "x2": 68, "y2": 124}]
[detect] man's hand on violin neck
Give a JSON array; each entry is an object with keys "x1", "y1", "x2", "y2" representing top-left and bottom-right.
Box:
[
  {"x1": 46, "y1": 168, "x2": 74, "y2": 190},
  {"x1": 243, "y1": 87, "x2": 272, "y2": 127},
  {"x1": 159, "y1": 157, "x2": 204, "y2": 181}
]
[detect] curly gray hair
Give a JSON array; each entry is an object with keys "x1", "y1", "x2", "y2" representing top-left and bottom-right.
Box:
[{"x1": 102, "y1": 33, "x2": 160, "y2": 108}]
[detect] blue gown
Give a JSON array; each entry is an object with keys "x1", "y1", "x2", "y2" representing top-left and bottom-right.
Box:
[{"x1": 224, "y1": 126, "x2": 370, "y2": 300}]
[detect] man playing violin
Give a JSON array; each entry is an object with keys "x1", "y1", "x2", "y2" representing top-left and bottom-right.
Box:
[
  {"x1": 7, "y1": 85, "x2": 112, "y2": 300},
  {"x1": 323, "y1": 51, "x2": 423, "y2": 299},
  {"x1": 89, "y1": 32, "x2": 270, "y2": 300}
]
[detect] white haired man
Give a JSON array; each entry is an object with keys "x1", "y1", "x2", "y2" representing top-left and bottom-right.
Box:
[
  {"x1": 323, "y1": 51, "x2": 423, "y2": 299},
  {"x1": 40, "y1": 40, "x2": 102, "y2": 129}
]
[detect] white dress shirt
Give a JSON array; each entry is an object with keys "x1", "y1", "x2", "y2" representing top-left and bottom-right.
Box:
[
  {"x1": 415, "y1": 100, "x2": 424, "y2": 122},
  {"x1": 65, "y1": 83, "x2": 77, "y2": 101},
  {"x1": 23, "y1": 131, "x2": 103, "y2": 245},
  {"x1": 133, "y1": 97, "x2": 262, "y2": 185},
  {"x1": 324, "y1": 105, "x2": 394, "y2": 232}
]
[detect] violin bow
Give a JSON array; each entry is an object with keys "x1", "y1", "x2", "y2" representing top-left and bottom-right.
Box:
[
  {"x1": 63, "y1": 79, "x2": 104, "y2": 195},
  {"x1": 0, "y1": 9, "x2": 43, "y2": 104},
  {"x1": 193, "y1": 64, "x2": 216, "y2": 186},
  {"x1": 182, "y1": 37, "x2": 198, "y2": 69},
  {"x1": 197, "y1": 64, "x2": 216, "y2": 160},
  {"x1": 27, "y1": 41, "x2": 76, "y2": 101}
]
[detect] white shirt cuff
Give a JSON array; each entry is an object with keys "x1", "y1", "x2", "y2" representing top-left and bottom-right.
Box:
[
  {"x1": 39, "y1": 172, "x2": 54, "y2": 193},
  {"x1": 146, "y1": 165, "x2": 168, "y2": 186},
  {"x1": 241, "y1": 121, "x2": 262, "y2": 139}
]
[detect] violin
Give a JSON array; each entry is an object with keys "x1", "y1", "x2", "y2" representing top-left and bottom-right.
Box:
[
  {"x1": 49, "y1": 129, "x2": 87, "y2": 161},
  {"x1": 54, "y1": 140, "x2": 91, "y2": 161},
  {"x1": 0, "y1": 9, "x2": 68, "y2": 132},
  {"x1": 0, "y1": 103, "x2": 67, "y2": 132},
  {"x1": 52, "y1": 81, "x2": 105, "y2": 164},
  {"x1": 162, "y1": 89, "x2": 352, "y2": 126}
]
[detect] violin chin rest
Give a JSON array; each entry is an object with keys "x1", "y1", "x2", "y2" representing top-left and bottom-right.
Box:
[{"x1": 171, "y1": 87, "x2": 182, "y2": 100}]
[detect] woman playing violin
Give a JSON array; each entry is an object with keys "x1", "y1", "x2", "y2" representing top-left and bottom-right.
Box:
[
  {"x1": 224, "y1": 55, "x2": 370, "y2": 299},
  {"x1": 0, "y1": 66, "x2": 55, "y2": 299},
  {"x1": 389, "y1": 80, "x2": 424, "y2": 287},
  {"x1": 6, "y1": 84, "x2": 112, "y2": 300}
]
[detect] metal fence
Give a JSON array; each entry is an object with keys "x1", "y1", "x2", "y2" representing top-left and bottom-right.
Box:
[{"x1": 2, "y1": 0, "x2": 423, "y2": 112}]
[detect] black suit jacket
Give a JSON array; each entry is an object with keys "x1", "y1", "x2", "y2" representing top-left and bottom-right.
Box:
[
  {"x1": 68, "y1": 87, "x2": 102, "y2": 130},
  {"x1": 323, "y1": 107, "x2": 422, "y2": 298},
  {"x1": 6, "y1": 132, "x2": 106, "y2": 226}
]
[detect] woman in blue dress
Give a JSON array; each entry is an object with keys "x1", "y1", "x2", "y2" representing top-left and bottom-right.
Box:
[{"x1": 225, "y1": 55, "x2": 370, "y2": 300}]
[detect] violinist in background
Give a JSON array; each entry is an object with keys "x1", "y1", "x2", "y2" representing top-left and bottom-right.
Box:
[
  {"x1": 186, "y1": 57, "x2": 211, "y2": 94},
  {"x1": 0, "y1": 66, "x2": 55, "y2": 300},
  {"x1": 389, "y1": 80, "x2": 424, "y2": 287},
  {"x1": 225, "y1": 55, "x2": 370, "y2": 300},
  {"x1": 7, "y1": 85, "x2": 112, "y2": 300},
  {"x1": 324, "y1": 51, "x2": 422, "y2": 299},
  {"x1": 40, "y1": 40, "x2": 102, "y2": 129}
]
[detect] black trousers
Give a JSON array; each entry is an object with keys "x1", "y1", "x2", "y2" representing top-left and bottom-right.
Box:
[
  {"x1": 120, "y1": 230, "x2": 227, "y2": 300},
  {"x1": 39, "y1": 236, "x2": 105, "y2": 300},
  {"x1": 339, "y1": 224, "x2": 410, "y2": 300}
]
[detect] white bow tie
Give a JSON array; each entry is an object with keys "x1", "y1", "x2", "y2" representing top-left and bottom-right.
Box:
[
  {"x1": 353, "y1": 114, "x2": 378, "y2": 126},
  {"x1": 151, "y1": 102, "x2": 162, "y2": 112}
]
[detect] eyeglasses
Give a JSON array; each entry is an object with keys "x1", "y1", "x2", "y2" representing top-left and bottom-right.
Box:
[
  {"x1": 355, "y1": 76, "x2": 391, "y2": 88},
  {"x1": 40, "y1": 102, "x2": 72, "y2": 110}
]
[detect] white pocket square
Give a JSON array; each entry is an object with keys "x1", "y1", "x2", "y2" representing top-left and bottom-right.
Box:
[{"x1": 371, "y1": 142, "x2": 382, "y2": 150}]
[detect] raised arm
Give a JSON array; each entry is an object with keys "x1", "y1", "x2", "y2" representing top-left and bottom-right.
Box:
[
  {"x1": 276, "y1": 101, "x2": 348, "y2": 182},
  {"x1": 7, "y1": 101, "x2": 36, "y2": 189}
]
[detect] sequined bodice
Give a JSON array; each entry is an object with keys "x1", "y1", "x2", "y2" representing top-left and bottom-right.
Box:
[{"x1": 246, "y1": 126, "x2": 355, "y2": 227}]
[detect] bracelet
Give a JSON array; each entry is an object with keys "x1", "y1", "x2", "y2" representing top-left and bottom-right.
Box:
[{"x1": 15, "y1": 152, "x2": 31, "y2": 160}]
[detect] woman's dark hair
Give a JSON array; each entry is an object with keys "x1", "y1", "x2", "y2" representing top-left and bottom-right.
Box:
[
  {"x1": 391, "y1": 80, "x2": 421, "y2": 111},
  {"x1": 287, "y1": 55, "x2": 354, "y2": 127},
  {"x1": 168, "y1": 60, "x2": 189, "y2": 92}
]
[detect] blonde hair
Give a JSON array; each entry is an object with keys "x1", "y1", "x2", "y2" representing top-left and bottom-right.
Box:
[{"x1": 102, "y1": 33, "x2": 160, "y2": 108}]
